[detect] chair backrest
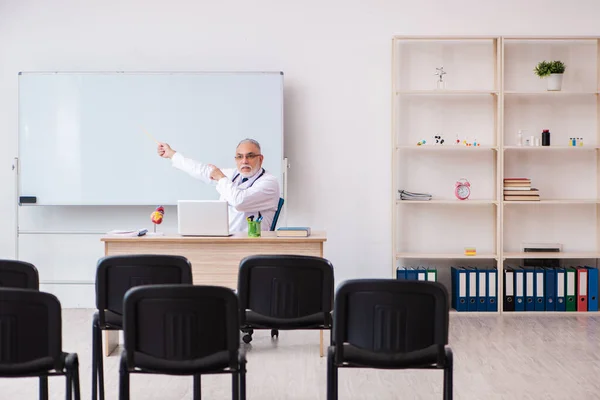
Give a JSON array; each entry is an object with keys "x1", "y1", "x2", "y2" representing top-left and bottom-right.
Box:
[
  {"x1": 332, "y1": 279, "x2": 449, "y2": 355},
  {"x1": 237, "y1": 254, "x2": 334, "y2": 320},
  {"x1": 95, "y1": 255, "x2": 193, "y2": 323},
  {"x1": 123, "y1": 284, "x2": 240, "y2": 370},
  {"x1": 0, "y1": 260, "x2": 39, "y2": 290},
  {"x1": 0, "y1": 288, "x2": 62, "y2": 370},
  {"x1": 270, "y1": 197, "x2": 284, "y2": 231}
]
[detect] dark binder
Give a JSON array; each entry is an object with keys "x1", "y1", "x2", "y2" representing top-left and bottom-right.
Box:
[{"x1": 503, "y1": 267, "x2": 515, "y2": 312}]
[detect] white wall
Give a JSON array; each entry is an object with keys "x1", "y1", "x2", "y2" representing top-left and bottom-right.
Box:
[{"x1": 1, "y1": 0, "x2": 600, "y2": 306}]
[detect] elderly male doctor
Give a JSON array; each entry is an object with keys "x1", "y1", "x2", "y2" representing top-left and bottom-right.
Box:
[{"x1": 157, "y1": 138, "x2": 280, "y2": 231}]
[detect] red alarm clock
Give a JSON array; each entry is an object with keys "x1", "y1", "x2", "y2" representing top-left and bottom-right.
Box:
[{"x1": 455, "y1": 178, "x2": 471, "y2": 200}]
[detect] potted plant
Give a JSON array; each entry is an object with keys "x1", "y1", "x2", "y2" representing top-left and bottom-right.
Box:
[{"x1": 534, "y1": 60, "x2": 566, "y2": 91}]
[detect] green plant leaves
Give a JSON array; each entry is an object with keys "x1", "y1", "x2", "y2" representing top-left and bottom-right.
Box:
[{"x1": 534, "y1": 60, "x2": 566, "y2": 77}]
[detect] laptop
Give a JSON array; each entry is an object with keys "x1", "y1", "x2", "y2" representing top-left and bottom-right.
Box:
[{"x1": 177, "y1": 200, "x2": 231, "y2": 236}]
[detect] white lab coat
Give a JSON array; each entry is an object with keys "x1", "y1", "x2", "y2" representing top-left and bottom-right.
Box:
[{"x1": 171, "y1": 152, "x2": 280, "y2": 232}]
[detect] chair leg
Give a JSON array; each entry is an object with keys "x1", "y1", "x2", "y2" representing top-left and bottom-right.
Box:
[
  {"x1": 239, "y1": 352, "x2": 247, "y2": 400},
  {"x1": 92, "y1": 320, "x2": 105, "y2": 400},
  {"x1": 327, "y1": 346, "x2": 338, "y2": 400},
  {"x1": 119, "y1": 352, "x2": 129, "y2": 400},
  {"x1": 39, "y1": 376, "x2": 49, "y2": 400},
  {"x1": 444, "y1": 347, "x2": 453, "y2": 400},
  {"x1": 66, "y1": 373, "x2": 72, "y2": 400},
  {"x1": 232, "y1": 371, "x2": 239, "y2": 400},
  {"x1": 194, "y1": 374, "x2": 201, "y2": 400},
  {"x1": 65, "y1": 353, "x2": 81, "y2": 400}
]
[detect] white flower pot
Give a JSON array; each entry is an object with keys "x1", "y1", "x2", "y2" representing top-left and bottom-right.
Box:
[{"x1": 547, "y1": 73, "x2": 563, "y2": 91}]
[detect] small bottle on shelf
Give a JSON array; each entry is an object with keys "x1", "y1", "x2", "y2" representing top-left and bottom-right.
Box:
[
  {"x1": 541, "y1": 129, "x2": 550, "y2": 146},
  {"x1": 516, "y1": 130, "x2": 523, "y2": 146},
  {"x1": 579, "y1": 137, "x2": 584, "y2": 146}
]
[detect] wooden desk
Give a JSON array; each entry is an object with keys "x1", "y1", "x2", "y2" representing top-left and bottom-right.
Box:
[{"x1": 100, "y1": 231, "x2": 327, "y2": 355}]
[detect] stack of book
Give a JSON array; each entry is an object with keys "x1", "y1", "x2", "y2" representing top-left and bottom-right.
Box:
[
  {"x1": 503, "y1": 178, "x2": 540, "y2": 201},
  {"x1": 398, "y1": 189, "x2": 432, "y2": 201}
]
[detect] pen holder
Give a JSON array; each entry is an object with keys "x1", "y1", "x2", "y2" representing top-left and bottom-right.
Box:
[{"x1": 247, "y1": 220, "x2": 261, "y2": 237}]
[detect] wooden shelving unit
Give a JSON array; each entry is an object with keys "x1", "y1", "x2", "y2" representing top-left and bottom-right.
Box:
[{"x1": 392, "y1": 35, "x2": 600, "y2": 314}]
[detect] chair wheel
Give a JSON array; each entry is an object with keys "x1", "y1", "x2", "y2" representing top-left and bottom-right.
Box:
[
  {"x1": 242, "y1": 334, "x2": 252, "y2": 344},
  {"x1": 271, "y1": 329, "x2": 279, "y2": 338}
]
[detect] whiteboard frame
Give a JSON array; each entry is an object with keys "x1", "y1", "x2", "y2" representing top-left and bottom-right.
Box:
[{"x1": 14, "y1": 71, "x2": 289, "y2": 265}]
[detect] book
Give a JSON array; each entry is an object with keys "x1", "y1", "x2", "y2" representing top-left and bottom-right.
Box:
[
  {"x1": 398, "y1": 189, "x2": 432, "y2": 201},
  {"x1": 504, "y1": 195, "x2": 540, "y2": 201},
  {"x1": 504, "y1": 189, "x2": 539, "y2": 196},
  {"x1": 276, "y1": 227, "x2": 311, "y2": 237},
  {"x1": 502, "y1": 186, "x2": 533, "y2": 191}
]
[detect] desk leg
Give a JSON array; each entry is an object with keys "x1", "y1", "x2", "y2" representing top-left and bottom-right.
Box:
[
  {"x1": 104, "y1": 331, "x2": 119, "y2": 357},
  {"x1": 320, "y1": 330, "x2": 324, "y2": 357}
]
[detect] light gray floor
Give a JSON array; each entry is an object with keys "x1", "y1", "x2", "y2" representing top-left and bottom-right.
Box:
[{"x1": 1, "y1": 310, "x2": 600, "y2": 399}]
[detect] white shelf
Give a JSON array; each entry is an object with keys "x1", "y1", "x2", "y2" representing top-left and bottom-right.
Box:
[
  {"x1": 503, "y1": 146, "x2": 598, "y2": 150},
  {"x1": 397, "y1": 145, "x2": 498, "y2": 151},
  {"x1": 398, "y1": 199, "x2": 498, "y2": 205},
  {"x1": 504, "y1": 90, "x2": 599, "y2": 95},
  {"x1": 393, "y1": 36, "x2": 600, "y2": 316},
  {"x1": 503, "y1": 199, "x2": 600, "y2": 205},
  {"x1": 396, "y1": 90, "x2": 498, "y2": 95},
  {"x1": 503, "y1": 252, "x2": 599, "y2": 259},
  {"x1": 396, "y1": 253, "x2": 499, "y2": 259}
]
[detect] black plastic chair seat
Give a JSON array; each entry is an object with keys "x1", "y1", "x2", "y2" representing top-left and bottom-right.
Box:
[
  {"x1": 245, "y1": 310, "x2": 328, "y2": 329},
  {"x1": 132, "y1": 351, "x2": 233, "y2": 375},
  {"x1": 0, "y1": 356, "x2": 58, "y2": 376},
  {"x1": 340, "y1": 343, "x2": 445, "y2": 369},
  {"x1": 93, "y1": 309, "x2": 123, "y2": 329}
]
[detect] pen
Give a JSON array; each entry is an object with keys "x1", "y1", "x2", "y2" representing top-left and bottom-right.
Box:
[{"x1": 137, "y1": 229, "x2": 148, "y2": 237}]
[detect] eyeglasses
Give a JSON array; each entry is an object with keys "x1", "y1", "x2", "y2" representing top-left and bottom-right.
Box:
[{"x1": 234, "y1": 153, "x2": 262, "y2": 161}]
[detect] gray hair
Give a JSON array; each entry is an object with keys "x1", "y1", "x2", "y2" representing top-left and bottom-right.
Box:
[{"x1": 237, "y1": 138, "x2": 261, "y2": 152}]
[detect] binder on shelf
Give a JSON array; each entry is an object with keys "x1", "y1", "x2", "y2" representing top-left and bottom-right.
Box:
[
  {"x1": 585, "y1": 266, "x2": 598, "y2": 311},
  {"x1": 416, "y1": 267, "x2": 427, "y2": 281},
  {"x1": 406, "y1": 267, "x2": 418, "y2": 281},
  {"x1": 555, "y1": 267, "x2": 566, "y2": 312},
  {"x1": 451, "y1": 267, "x2": 467, "y2": 312},
  {"x1": 577, "y1": 266, "x2": 588, "y2": 312},
  {"x1": 566, "y1": 267, "x2": 577, "y2": 312},
  {"x1": 514, "y1": 268, "x2": 525, "y2": 312},
  {"x1": 487, "y1": 268, "x2": 498, "y2": 312},
  {"x1": 503, "y1": 267, "x2": 515, "y2": 312},
  {"x1": 544, "y1": 267, "x2": 556, "y2": 312},
  {"x1": 534, "y1": 267, "x2": 545, "y2": 312},
  {"x1": 586, "y1": 266, "x2": 598, "y2": 312},
  {"x1": 466, "y1": 267, "x2": 478, "y2": 312},
  {"x1": 477, "y1": 268, "x2": 487, "y2": 312},
  {"x1": 523, "y1": 267, "x2": 535, "y2": 312},
  {"x1": 426, "y1": 267, "x2": 437, "y2": 282},
  {"x1": 396, "y1": 266, "x2": 406, "y2": 280}
]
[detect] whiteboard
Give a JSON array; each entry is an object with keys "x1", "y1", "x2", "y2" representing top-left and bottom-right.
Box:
[{"x1": 18, "y1": 72, "x2": 284, "y2": 205}]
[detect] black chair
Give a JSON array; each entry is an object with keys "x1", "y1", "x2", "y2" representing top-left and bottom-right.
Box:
[
  {"x1": 92, "y1": 254, "x2": 193, "y2": 400},
  {"x1": 237, "y1": 254, "x2": 334, "y2": 357},
  {"x1": 327, "y1": 279, "x2": 453, "y2": 400},
  {"x1": 0, "y1": 259, "x2": 39, "y2": 289},
  {"x1": 119, "y1": 284, "x2": 246, "y2": 400},
  {"x1": 0, "y1": 288, "x2": 81, "y2": 400}
]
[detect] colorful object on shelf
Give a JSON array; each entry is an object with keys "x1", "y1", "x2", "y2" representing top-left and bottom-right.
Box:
[
  {"x1": 417, "y1": 139, "x2": 427, "y2": 146},
  {"x1": 150, "y1": 205, "x2": 165, "y2": 232},
  {"x1": 455, "y1": 135, "x2": 460, "y2": 145},
  {"x1": 464, "y1": 247, "x2": 477, "y2": 256},
  {"x1": 455, "y1": 178, "x2": 471, "y2": 200}
]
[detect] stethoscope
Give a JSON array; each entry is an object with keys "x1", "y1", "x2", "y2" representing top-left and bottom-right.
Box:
[{"x1": 231, "y1": 168, "x2": 265, "y2": 188}]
